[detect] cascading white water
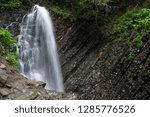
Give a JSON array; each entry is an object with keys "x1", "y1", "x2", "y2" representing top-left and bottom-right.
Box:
[{"x1": 18, "y1": 5, "x2": 64, "y2": 92}]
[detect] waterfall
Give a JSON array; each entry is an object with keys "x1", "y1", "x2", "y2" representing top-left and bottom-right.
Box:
[{"x1": 18, "y1": 5, "x2": 64, "y2": 92}]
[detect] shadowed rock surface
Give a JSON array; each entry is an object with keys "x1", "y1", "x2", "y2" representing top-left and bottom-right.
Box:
[{"x1": 54, "y1": 17, "x2": 150, "y2": 100}]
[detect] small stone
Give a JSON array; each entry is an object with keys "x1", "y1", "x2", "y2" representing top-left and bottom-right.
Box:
[{"x1": 0, "y1": 63, "x2": 6, "y2": 69}]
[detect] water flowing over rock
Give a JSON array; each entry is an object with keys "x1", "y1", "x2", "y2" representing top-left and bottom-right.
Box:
[{"x1": 18, "y1": 5, "x2": 64, "y2": 92}]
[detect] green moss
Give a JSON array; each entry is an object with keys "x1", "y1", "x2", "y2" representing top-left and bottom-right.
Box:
[
  {"x1": 132, "y1": 36, "x2": 143, "y2": 48},
  {"x1": 128, "y1": 55, "x2": 135, "y2": 61},
  {"x1": 0, "y1": 28, "x2": 18, "y2": 70},
  {"x1": 111, "y1": 8, "x2": 150, "y2": 57}
]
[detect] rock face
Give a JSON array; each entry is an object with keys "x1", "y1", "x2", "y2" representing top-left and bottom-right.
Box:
[
  {"x1": 0, "y1": 68, "x2": 8, "y2": 86},
  {"x1": 0, "y1": 10, "x2": 26, "y2": 36},
  {"x1": 53, "y1": 16, "x2": 150, "y2": 100},
  {"x1": 0, "y1": 56, "x2": 77, "y2": 100}
]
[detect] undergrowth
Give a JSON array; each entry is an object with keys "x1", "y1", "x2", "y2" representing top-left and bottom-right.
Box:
[
  {"x1": 111, "y1": 8, "x2": 150, "y2": 61},
  {"x1": 0, "y1": 28, "x2": 18, "y2": 70},
  {"x1": 0, "y1": 0, "x2": 22, "y2": 12},
  {"x1": 49, "y1": 2, "x2": 75, "y2": 21},
  {"x1": 48, "y1": 0, "x2": 111, "y2": 23}
]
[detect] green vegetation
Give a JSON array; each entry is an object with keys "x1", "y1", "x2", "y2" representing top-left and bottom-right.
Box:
[
  {"x1": 128, "y1": 55, "x2": 135, "y2": 61},
  {"x1": 111, "y1": 8, "x2": 150, "y2": 59},
  {"x1": 0, "y1": 0, "x2": 22, "y2": 12},
  {"x1": 0, "y1": 28, "x2": 18, "y2": 69},
  {"x1": 49, "y1": 0, "x2": 111, "y2": 23},
  {"x1": 49, "y1": 2, "x2": 75, "y2": 21}
]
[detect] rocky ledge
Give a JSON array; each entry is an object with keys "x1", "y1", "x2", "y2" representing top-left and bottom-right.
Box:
[{"x1": 0, "y1": 56, "x2": 77, "y2": 100}]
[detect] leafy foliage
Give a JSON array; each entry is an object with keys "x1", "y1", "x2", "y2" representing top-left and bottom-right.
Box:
[
  {"x1": 49, "y1": 2, "x2": 75, "y2": 21},
  {"x1": 0, "y1": 0, "x2": 22, "y2": 12},
  {"x1": 49, "y1": 0, "x2": 111, "y2": 23},
  {"x1": 111, "y1": 8, "x2": 150, "y2": 59},
  {"x1": 0, "y1": 28, "x2": 18, "y2": 69}
]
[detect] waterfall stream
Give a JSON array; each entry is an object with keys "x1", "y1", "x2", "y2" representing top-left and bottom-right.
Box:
[{"x1": 18, "y1": 5, "x2": 64, "y2": 92}]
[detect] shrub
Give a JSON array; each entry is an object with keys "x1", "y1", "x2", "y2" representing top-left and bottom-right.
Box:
[
  {"x1": 111, "y1": 8, "x2": 150, "y2": 57},
  {"x1": 48, "y1": 0, "x2": 111, "y2": 23},
  {"x1": 0, "y1": 28, "x2": 18, "y2": 69},
  {"x1": 0, "y1": 0, "x2": 22, "y2": 12},
  {"x1": 49, "y1": 2, "x2": 75, "y2": 21}
]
